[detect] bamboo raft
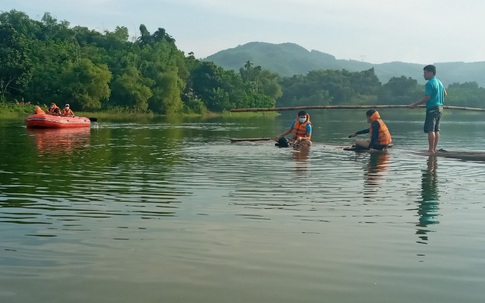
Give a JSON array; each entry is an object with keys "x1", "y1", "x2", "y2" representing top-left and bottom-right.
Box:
[
  {"x1": 230, "y1": 105, "x2": 485, "y2": 112},
  {"x1": 229, "y1": 138, "x2": 485, "y2": 161},
  {"x1": 414, "y1": 150, "x2": 485, "y2": 161},
  {"x1": 230, "y1": 137, "x2": 273, "y2": 143}
]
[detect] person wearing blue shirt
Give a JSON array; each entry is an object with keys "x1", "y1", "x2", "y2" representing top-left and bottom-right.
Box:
[
  {"x1": 275, "y1": 110, "x2": 312, "y2": 147},
  {"x1": 410, "y1": 65, "x2": 447, "y2": 153}
]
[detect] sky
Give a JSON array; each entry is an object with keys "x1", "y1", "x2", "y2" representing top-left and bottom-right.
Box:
[{"x1": 3, "y1": 0, "x2": 485, "y2": 64}]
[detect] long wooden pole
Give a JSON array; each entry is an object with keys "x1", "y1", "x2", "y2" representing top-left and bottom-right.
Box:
[
  {"x1": 230, "y1": 105, "x2": 485, "y2": 112},
  {"x1": 230, "y1": 137, "x2": 272, "y2": 142}
]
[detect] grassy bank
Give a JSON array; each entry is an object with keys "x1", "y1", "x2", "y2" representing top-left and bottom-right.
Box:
[{"x1": 1, "y1": 102, "x2": 278, "y2": 121}]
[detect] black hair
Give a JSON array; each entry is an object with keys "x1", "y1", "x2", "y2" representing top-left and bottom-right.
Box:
[
  {"x1": 423, "y1": 64, "x2": 436, "y2": 75},
  {"x1": 366, "y1": 109, "x2": 376, "y2": 117},
  {"x1": 297, "y1": 110, "x2": 307, "y2": 116}
]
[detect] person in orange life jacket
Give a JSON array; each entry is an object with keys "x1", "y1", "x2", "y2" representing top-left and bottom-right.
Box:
[
  {"x1": 275, "y1": 110, "x2": 312, "y2": 147},
  {"x1": 48, "y1": 103, "x2": 61, "y2": 115},
  {"x1": 349, "y1": 110, "x2": 392, "y2": 150},
  {"x1": 34, "y1": 106, "x2": 46, "y2": 115},
  {"x1": 61, "y1": 104, "x2": 74, "y2": 116}
]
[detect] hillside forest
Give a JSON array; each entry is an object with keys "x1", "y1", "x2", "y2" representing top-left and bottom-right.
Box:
[{"x1": 1, "y1": 10, "x2": 484, "y2": 114}]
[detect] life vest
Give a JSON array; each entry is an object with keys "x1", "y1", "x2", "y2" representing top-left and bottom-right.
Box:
[
  {"x1": 61, "y1": 108, "x2": 74, "y2": 116},
  {"x1": 48, "y1": 104, "x2": 60, "y2": 115},
  {"x1": 292, "y1": 113, "x2": 312, "y2": 139},
  {"x1": 369, "y1": 111, "x2": 392, "y2": 145},
  {"x1": 34, "y1": 106, "x2": 46, "y2": 115}
]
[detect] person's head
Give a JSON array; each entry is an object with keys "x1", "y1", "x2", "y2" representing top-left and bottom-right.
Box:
[
  {"x1": 423, "y1": 65, "x2": 436, "y2": 80},
  {"x1": 298, "y1": 110, "x2": 307, "y2": 123},
  {"x1": 65, "y1": 104, "x2": 70, "y2": 109},
  {"x1": 366, "y1": 109, "x2": 376, "y2": 117},
  {"x1": 366, "y1": 109, "x2": 377, "y2": 122},
  {"x1": 50, "y1": 103, "x2": 55, "y2": 108}
]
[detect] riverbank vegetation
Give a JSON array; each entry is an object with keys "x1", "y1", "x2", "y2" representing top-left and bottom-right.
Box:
[{"x1": 1, "y1": 10, "x2": 484, "y2": 116}]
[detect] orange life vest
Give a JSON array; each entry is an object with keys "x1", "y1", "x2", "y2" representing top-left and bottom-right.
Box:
[
  {"x1": 34, "y1": 106, "x2": 46, "y2": 115},
  {"x1": 61, "y1": 108, "x2": 74, "y2": 116},
  {"x1": 369, "y1": 111, "x2": 392, "y2": 145},
  {"x1": 48, "y1": 104, "x2": 60, "y2": 115},
  {"x1": 292, "y1": 113, "x2": 312, "y2": 139}
]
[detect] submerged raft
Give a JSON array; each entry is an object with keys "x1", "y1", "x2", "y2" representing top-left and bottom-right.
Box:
[
  {"x1": 415, "y1": 149, "x2": 485, "y2": 161},
  {"x1": 230, "y1": 137, "x2": 273, "y2": 143},
  {"x1": 229, "y1": 139, "x2": 485, "y2": 162},
  {"x1": 343, "y1": 144, "x2": 394, "y2": 152}
]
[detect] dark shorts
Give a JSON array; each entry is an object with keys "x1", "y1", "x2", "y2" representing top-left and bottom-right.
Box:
[{"x1": 424, "y1": 106, "x2": 442, "y2": 133}]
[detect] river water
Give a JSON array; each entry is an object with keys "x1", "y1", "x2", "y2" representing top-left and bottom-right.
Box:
[{"x1": 1, "y1": 109, "x2": 485, "y2": 303}]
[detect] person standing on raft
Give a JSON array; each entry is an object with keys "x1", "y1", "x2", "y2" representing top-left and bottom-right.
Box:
[
  {"x1": 349, "y1": 109, "x2": 392, "y2": 150},
  {"x1": 409, "y1": 64, "x2": 447, "y2": 154},
  {"x1": 275, "y1": 110, "x2": 312, "y2": 147}
]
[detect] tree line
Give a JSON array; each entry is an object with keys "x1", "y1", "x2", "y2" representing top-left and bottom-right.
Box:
[{"x1": 1, "y1": 10, "x2": 484, "y2": 114}]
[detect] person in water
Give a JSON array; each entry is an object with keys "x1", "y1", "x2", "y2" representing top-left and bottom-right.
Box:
[
  {"x1": 275, "y1": 110, "x2": 312, "y2": 147},
  {"x1": 61, "y1": 104, "x2": 74, "y2": 116},
  {"x1": 349, "y1": 109, "x2": 392, "y2": 150},
  {"x1": 48, "y1": 103, "x2": 61, "y2": 115}
]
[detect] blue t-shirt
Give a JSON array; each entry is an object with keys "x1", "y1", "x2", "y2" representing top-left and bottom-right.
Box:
[
  {"x1": 425, "y1": 77, "x2": 445, "y2": 108},
  {"x1": 290, "y1": 120, "x2": 312, "y2": 135}
]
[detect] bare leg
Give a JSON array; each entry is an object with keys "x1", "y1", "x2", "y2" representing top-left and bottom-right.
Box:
[
  {"x1": 355, "y1": 140, "x2": 370, "y2": 149},
  {"x1": 427, "y1": 132, "x2": 436, "y2": 153},
  {"x1": 434, "y1": 131, "x2": 440, "y2": 153}
]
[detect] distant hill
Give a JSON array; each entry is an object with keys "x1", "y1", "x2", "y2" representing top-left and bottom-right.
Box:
[{"x1": 204, "y1": 42, "x2": 485, "y2": 87}]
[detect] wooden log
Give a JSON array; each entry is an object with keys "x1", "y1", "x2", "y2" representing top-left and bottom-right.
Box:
[
  {"x1": 230, "y1": 137, "x2": 273, "y2": 143},
  {"x1": 230, "y1": 105, "x2": 485, "y2": 112}
]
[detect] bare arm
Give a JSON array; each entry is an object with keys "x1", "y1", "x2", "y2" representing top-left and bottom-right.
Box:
[
  {"x1": 409, "y1": 95, "x2": 430, "y2": 108},
  {"x1": 275, "y1": 128, "x2": 292, "y2": 141}
]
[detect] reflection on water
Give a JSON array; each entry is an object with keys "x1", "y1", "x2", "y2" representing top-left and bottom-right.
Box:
[
  {"x1": 26, "y1": 128, "x2": 91, "y2": 156},
  {"x1": 2, "y1": 115, "x2": 485, "y2": 303},
  {"x1": 292, "y1": 145, "x2": 310, "y2": 176},
  {"x1": 363, "y1": 151, "x2": 390, "y2": 199},
  {"x1": 416, "y1": 156, "x2": 440, "y2": 244}
]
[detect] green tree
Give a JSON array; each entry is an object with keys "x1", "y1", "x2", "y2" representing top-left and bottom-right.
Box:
[
  {"x1": 149, "y1": 69, "x2": 184, "y2": 114},
  {"x1": 377, "y1": 76, "x2": 422, "y2": 104},
  {"x1": 110, "y1": 67, "x2": 153, "y2": 111},
  {"x1": 446, "y1": 82, "x2": 485, "y2": 108},
  {"x1": 258, "y1": 69, "x2": 282, "y2": 100},
  {"x1": 60, "y1": 58, "x2": 112, "y2": 110},
  {"x1": 189, "y1": 61, "x2": 225, "y2": 111},
  {"x1": 0, "y1": 24, "x2": 32, "y2": 101}
]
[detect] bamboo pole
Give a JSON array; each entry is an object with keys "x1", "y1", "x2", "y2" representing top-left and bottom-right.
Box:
[
  {"x1": 230, "y1": 105, "x2": 485, "y2": 112},
  {"x1": 230, "y1": 137, "x2": 273, "y2": 142}
]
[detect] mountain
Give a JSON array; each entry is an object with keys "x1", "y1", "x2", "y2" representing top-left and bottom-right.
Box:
[{"x1": 204, "y1": 42, "x2": 485, "y2": 87}]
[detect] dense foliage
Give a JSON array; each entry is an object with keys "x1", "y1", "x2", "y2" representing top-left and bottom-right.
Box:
[
  {"x1": 1, "y1": 10, "x2": 483, "y2": 113},
  {"x1": 0, "y1": 10, "x2": 279, "y2": 113}
]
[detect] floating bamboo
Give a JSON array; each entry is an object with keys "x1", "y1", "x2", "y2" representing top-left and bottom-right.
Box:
[
  {"x1": 230, "y1": 137, "x2": 273, "y2": 142},
  {"x1": 230, "y1": 105, "x2": 485, "y2": 112},
  {"x1": 414, "y1": 150, "x2": 485, "y2": 161}
]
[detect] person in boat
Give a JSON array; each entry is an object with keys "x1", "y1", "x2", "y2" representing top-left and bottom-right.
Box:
[
  {"x1": 61, "y1": 104, "x2": 74, "y2": 116},
  {"x1": 48, "y1": 103, "x2": 61, "y2": 115},
  {"x1": 275, "y1": 110, "x2": 312, "y2": 147},
  {"x1": 34, "y1": 106, "x2": 46, "y2": 115},
  {"x1": 409, "y1": 65, "x2": 447, "y2": 154},
  {"x1": 348, "y1": 109, "x2": 392, "y2": 151}
]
